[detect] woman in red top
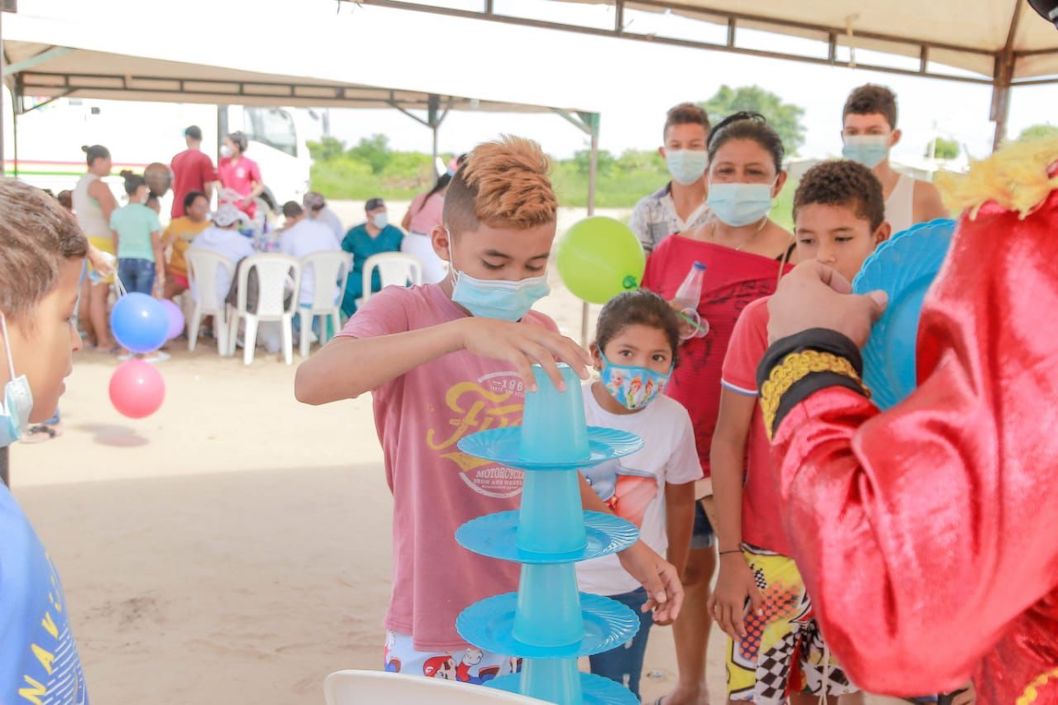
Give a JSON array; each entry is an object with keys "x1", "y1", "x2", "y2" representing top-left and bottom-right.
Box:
[
  {"x1": 217, "y1": 131, "x2": 263, "y2": 221},
  {"x1": 643, "y1": 112, "x2": 793, "y2": 705}
]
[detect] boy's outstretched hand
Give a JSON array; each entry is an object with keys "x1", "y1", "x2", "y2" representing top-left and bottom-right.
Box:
[
  {"x1": 709, "y1": 554, "x2": 764, "y2": 638},
  {"x1": 617, "y1": 541, "x2": 685, "y2": 625},
  {"x1": 458, "y1": 317, "x2": 591, "y2": 391}
]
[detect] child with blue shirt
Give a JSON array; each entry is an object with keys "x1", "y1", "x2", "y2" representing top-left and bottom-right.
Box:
[
  {"x1": 0, "y1": 178, "x2": 90, "y2": 703},
  {"x1": 111, "y1": 171, "x2": 164, "y2": 297}
]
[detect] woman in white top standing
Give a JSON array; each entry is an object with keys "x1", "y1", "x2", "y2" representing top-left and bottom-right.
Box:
[
  {"x1": 400, "y1": 157, "x2": 460, "y2": 283},
  {"x1": 72, "y1": 144, "x2": 119, "y2": 351},
  {"x1": 840, "y1": 84, "x2": 948, "y2": 233}
]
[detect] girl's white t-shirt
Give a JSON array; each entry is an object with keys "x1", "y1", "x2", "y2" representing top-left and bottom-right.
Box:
[{"x1": 576, "y1": 382, "x2": 702, "y2": 596}]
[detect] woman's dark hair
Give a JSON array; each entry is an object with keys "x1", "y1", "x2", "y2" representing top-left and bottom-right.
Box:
[
  {"x1": 120, "y1": 170, "x2": 146, "y2": 196},
  {"x1": 594, "y1": 290, "x2": 681, "y2": 366},
  {"x1": 82, "y1": 144, "x2": 110, "y2": 166},
  {"x1": 183, "y1": 190, "x2": 208, "y2": 214},
  {"x1": 227, "y1": 131, "x2": 248, "y2": 153},
  {"x1": 416, "y1": 173, "x2": 452, "y2": 216},
  {"x1": 706, "y1": 111, "x2": 785, "y2": 173}
]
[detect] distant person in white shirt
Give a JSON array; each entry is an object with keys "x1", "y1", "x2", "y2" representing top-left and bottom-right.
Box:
[
  {"x1": 628, "y1": 103, "x2": 712, "y2": 254},
  {"x1": 188, "y1": 204, "x2": 255, "y2": 308},
  {"x1": 841, "y1": 84, "x2": 948, "y2": 233},
  {"x1": 278, "y1": 201, "x2": 342, "y2": 307},
  {"x1": 302, "y1": 191, "x2": 345, "y2": 243}
]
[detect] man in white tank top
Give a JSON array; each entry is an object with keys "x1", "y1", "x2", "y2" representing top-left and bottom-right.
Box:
[{"x1": 840, "y1": 84, "x2": 948, "y2": 234}]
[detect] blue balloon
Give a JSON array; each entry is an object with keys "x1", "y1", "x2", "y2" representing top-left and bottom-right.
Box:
[{"x1": 110, "y1": 293, "x2": 169, "y2": 354}]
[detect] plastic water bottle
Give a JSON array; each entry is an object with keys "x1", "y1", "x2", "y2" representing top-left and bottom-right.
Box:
[
  {"x1": 673, "y1": 261, "x2": 706, "y2": 309},
  {"x1": 673, "y1": 261, "x2": 709, "y2": 339}
]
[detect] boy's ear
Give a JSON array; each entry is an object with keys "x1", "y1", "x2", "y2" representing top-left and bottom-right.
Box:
[
  {"x1": 874, "y1": 220, "x2": 893, "y2": 245},
  {"x1": 657, "y1": 146, "x2": 667, "y2": 159},
  {"x1": 890, "y1": 128, "x2": 903, "y2": 148},
  {"x1": 431, "y1": 225, "x2": 452, "y2": 262}
]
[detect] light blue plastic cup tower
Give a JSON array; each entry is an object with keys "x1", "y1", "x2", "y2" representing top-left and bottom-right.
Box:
[{"x1": 455, "y1": 364, "x2": 646, "y2": 705}]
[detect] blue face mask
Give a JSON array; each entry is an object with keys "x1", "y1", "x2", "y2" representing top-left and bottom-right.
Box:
[
  {"x1": 707, "y1": 182, "x2": 775, "y2": 227},
  {"x1": 842, "y1": 135, "x2": 889, "y2": 168},
  {"x1": 372, "y1": 212, "x2": 389, "y2": 229},
  {"x1": 447, "y1": 234, "x2": 550, "y2": 321},
  {"x1": 666, "y1": 150, "x2": 708, "y2": 186},
  {"x1": 599, "y1": 353, "x2": 671, "y2": 411},
  {"x1": 0, "y1": 314, "x2": 33, "y2": 448}
]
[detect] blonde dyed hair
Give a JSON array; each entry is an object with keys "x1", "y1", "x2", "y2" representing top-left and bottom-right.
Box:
[
  {"x1": 936, "y1": 135, "x2": 1058, "y2": 220},
  {"x1": 444, "y1": 136, "x2": 558, "y2": 235}
]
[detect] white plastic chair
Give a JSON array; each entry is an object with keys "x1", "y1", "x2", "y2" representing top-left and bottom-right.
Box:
[
  {"x1": 227, "y1": 254, "x2": 301, "y2": 365},
  {"x1": 185, "y1": 249, "x2": 235, "y2": 356},
  {"x1": 323, "y1": 670, "x2": 549, "y2": 705},
  {"x1": 357, "y1": 252, "x2": 423, "y2": 308},
  {"x1": 297, "y1": 251, "x2": 352, "y2": 358}
]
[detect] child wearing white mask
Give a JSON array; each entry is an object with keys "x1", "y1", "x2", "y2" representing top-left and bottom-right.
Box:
[
  {"x1": 643, "y1": 111, "x2": 795, "y2": 705},
  {"x1": 841, "y1": 84, "x2": 947, "y2": 233},
  {"x1": 629, "y1": 103, "x2": 713, "y2": 254},
  {"x1": 0, "y1": 178, "x2": 91, "y2": 702}
]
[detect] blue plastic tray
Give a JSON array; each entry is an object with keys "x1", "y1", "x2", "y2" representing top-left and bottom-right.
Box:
[
  {"x1": 489, "y1": 671, "x2": 639, "y2": 705},
  {"x1": 457, "y1": 427, "x2": 643, "y2": 470},
  {"x1": 456, "y1": 510, "x2": 639, "y2": 564},
  {"x1": 456, "y1": 592, "x2": 640, "y2": 659},
  {"x1": 852, "y1": 218, "x2": 955, "y2": 410}
]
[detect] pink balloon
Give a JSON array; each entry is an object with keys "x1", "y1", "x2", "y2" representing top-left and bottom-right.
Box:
[{"x1": 109, "y1": 360, "x2": 165, "y2": 419}]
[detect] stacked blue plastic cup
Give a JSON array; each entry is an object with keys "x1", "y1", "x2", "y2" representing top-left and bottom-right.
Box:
[{"x1": 455, "y1": 365, "x2": 645, "y2": 705}]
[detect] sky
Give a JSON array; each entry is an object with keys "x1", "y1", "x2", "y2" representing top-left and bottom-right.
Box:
[
  {"x1": 8, "y1": 0, "x2": 1058, "y2": 166},
  {"x1": 319, "y1": 2, "x2": 1057, "y2": 163}
]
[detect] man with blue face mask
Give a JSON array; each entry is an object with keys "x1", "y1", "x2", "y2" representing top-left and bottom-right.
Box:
[
  {"x1": 338, "y1": 197, "x2": 405, "y2": 318},
  {"x1": 629, "y1": 103, "x2": 713, "y2": 254},
  {"x1": 841, "y1": 84, "x2": 947, "y2": 233}
]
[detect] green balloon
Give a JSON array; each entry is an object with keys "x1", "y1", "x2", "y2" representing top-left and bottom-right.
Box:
[{"x1": 556, "y1": 216, "x2": 645, "y2": 304}]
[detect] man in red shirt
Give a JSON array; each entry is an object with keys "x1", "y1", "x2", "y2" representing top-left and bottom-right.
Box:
[{"x1": 169, "y1": 125, "x2": 218, "y2": 219}]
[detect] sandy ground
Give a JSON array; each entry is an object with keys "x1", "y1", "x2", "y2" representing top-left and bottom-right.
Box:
[{"x1": 8, "y1": 201, "x2": 746, "y2": 705}]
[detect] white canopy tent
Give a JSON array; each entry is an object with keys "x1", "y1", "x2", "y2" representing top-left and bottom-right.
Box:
[
  {"x1": 0, "y1": 0, "x2": 604, "y2": 183},
  {"x1": 354, "y1": 0, "x2": 1058, "y2": 148},
  {"x1": 0, "y1": 0, "x2": 604, "y2": 341},
  {"x1": 0, "y1": 0, "x2": 609, "y2": 481}
]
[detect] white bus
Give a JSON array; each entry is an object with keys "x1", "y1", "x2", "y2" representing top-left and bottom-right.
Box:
[{"x1": 5, "y1": 97, "x2": 316, "y2": 218}]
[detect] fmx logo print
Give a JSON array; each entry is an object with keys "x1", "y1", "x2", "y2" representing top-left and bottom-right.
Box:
[{"x1": 427, "y1": 371, "x2": 526, "y2": 498}]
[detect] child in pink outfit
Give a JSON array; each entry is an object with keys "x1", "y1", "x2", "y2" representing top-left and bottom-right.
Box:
[{"x1": 296, "y1": 137, "x2": 685, "y2": 679}]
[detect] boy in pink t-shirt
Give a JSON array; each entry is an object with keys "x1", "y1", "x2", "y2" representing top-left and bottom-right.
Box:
[{"x1": 295, "y1": 137, "x2": 684, "y2": 682}]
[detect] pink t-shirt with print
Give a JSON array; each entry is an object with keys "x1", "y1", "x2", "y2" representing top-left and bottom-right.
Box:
[{"x1": 339, "y1": 283, "x2": 557, "y2": 651}]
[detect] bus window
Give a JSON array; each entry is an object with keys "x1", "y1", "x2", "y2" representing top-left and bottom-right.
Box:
[{"x1": 246, "y1": 108, "x2": 297, "y2": 157}]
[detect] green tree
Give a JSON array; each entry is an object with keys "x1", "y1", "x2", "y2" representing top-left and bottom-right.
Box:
[
  {"x1": 615, "y1": 149, "x2": 664, "y2": 174},
  {"x1": 307, "y1": 136, "x2": 346, "y2": 162},
  {"x1": 348, "y1": 134, "x2": 392, "y2": 175},
  {"x1": 926, "y1": 137, "x2": 960, "y2": 160},
  {"x1": 572, "y1": 148, "x2": 616, "y2": 175},
  {"x1": 1018, "y1": 124, "x2": 1058, "y2": 142},
  {"x1": 702, "y1": 85, "x2": 806, "y2": 156}
]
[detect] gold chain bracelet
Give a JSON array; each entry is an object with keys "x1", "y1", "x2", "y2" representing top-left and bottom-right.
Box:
[{"x1": 760, "y1": 350, "x2": 864, "y2": 438}]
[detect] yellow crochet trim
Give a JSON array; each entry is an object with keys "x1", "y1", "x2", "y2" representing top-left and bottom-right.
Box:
[
  {"x1": 760, "y1": 350, "x2": 863, "y2": 439},
  {"x1": 1017, "y1": 667, "x2": 1058, "y2": 705},
  {"x1": 936, "y1": 135, "x2": 1058, "y2": 220}
]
